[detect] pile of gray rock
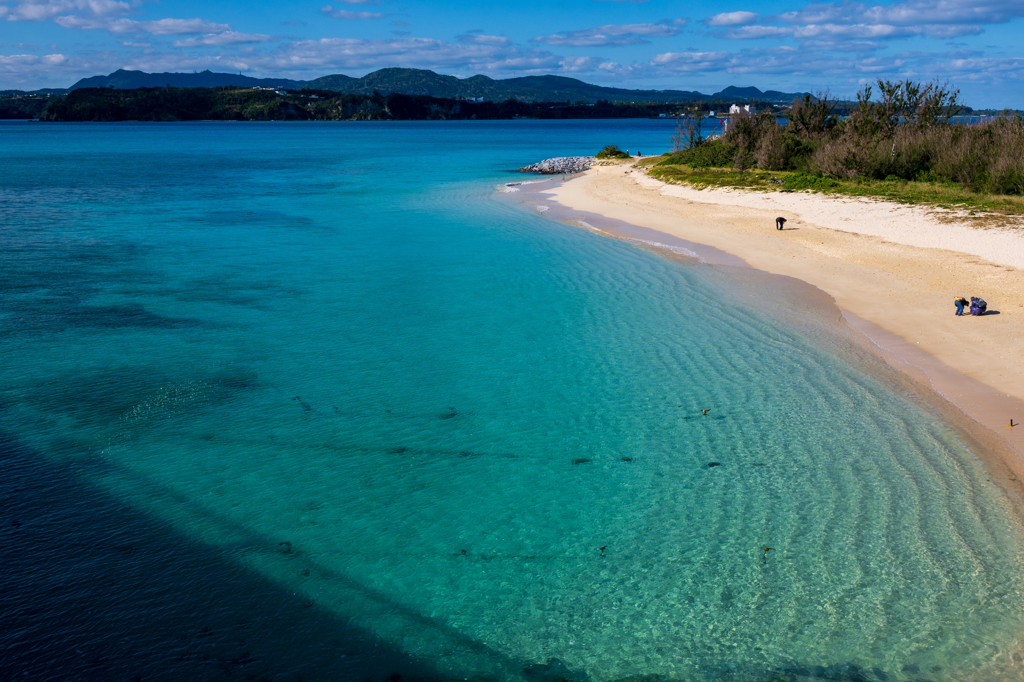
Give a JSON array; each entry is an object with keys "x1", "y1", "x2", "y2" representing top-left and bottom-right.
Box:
[{"x1": 518, "y1": 157, "x2": 595, "y2": 174}]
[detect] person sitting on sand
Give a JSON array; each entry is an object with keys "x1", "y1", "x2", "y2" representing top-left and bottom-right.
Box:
[
  {"x1": 954, "y1": 297, "x2": 969, "y2": 316},
  {"x1": 775, "y1": 217, "x2": 787, "y2": 230},
  {"x1": 970, "y1": 297, "x2": 988, "y2": 316}
]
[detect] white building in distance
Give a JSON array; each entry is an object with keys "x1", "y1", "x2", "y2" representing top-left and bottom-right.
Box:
[{"x1": 729, "y1": 104, "x2": 756, "y2": 114}]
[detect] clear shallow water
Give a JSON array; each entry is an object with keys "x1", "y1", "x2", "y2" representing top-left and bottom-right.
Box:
[{"x1": 2, "y1": 120, "x2": 1024, "y2": 682}]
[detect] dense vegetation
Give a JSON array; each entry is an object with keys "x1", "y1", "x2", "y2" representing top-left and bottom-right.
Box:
[
  {"x1": 0, "y1": 95, "x2": 54, "y2": 119},
  {"x1": 655, "y1": 80, "x2": 1024, "y2": 198},
  {"x1": 42, "y1": 87, "x2": 313, "y2": 121},
  {"x1": 39, "y1": 86, "x2": 770, "y2": 122}
]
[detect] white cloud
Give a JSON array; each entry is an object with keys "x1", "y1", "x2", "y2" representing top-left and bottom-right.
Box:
[
  {"x1": 646, "y1": 47, "x2": 921, "y2": 79},
  {"x1": 0, "y1": 36, "x2": 561, "y2": 83},
  {"x1": 171, "y1": 31, "x2": 274, "y2": 47},
  {"x1": 559, "y1": 56, "x2": 604, "y2": 71},
  {"x1": 0, "y1": 49, "x2": 130, "y2": 87},
  {"x1": 705, "y1": 11, "x2": 759, "y2": 27},
  {"x1": 776, "y1": 0, "x2": 1021, "y2": 41},
  {"x1": 320, "y1": 7, "x2": 384, "y2": 19},
  {"x1": 0, "y1": 0, "x2": 130, "y2": 22},
  {"x1": 0, "y1": 53, "x2": 47, "y2": 68},
  {"x1": 153, "y1": 36, "x2": 563, "y2": 78},
  {"x1": 2, "y1": 0, "x2": 237, "y2": 41},
  {"x1": 650, "y1": 50, "x2": 733, "y2": 71},
  {"x1": 725, "y1": 22, "x2": 983, "y2": 41},
  {"x1": 800, "y1": 39, "x2": 883, "y2": 52},
  {"x1": 532, "y1": 21, "x2": 684, "y2": 47},
  {"x1": 53, "y1": 15, "x2": 231, "y2": 34},
  {"x1": 132, "y1": 18, "x2": 232, "y2": 35},
  {"x1": 777, "y1": 0, "x2": 1024, "y2": 28},
  {"x1": 457, "y1": 34, "x2": 512, "y2": 46},
  {"x1": 940, "y1": 55, "x2": 1024, "y2": 76},
  {"x1": 722, "y1": 26, "x2": 792, "y2": 40},
  {"x1": 708, "y1": 0, "x2": 1024, "y2": 48}
]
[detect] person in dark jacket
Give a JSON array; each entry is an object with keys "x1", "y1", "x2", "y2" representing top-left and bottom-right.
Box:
[
  {"x1": 954, "y1": 297, "x2": 969, "y2": 316},
  {"x1": 776, "y1": 217, "x2": 787, "y2": 230},
  {"x1": 970, "y1": 297, "x2": 988, "y2": 316}
]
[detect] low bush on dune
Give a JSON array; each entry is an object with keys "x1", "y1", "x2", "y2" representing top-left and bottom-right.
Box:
[
  {"x1": 596, "y1": 144, "x2": 631, "y2": 159},
  {"x1": 660, "y1": 139, "x2": 735, "y2": 168}
]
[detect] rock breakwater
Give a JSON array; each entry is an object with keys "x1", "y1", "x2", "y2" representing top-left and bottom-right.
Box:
[{"x1": 519, "y1": 157, "x2": 595, "y2": 174}]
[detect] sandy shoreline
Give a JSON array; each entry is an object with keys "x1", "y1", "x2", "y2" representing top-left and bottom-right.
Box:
[{"x1": 532, "y1": 160, "x2": 1024, "y2": 487}]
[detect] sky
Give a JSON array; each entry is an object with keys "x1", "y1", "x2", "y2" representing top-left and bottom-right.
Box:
[{"x1": 1, "y1": 0, "x2": 1023, "y2": 107}]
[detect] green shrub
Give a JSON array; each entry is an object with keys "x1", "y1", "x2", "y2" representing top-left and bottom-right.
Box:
[
  {"x1": 784, "y1": 173, "x2": 841, "y2": 191},
  {"x1": 658, "y1": 139, "x2": 736, "y2": 168},
  {"x1": 596, "y1": 144, "x2": 631, "y2": 159}
]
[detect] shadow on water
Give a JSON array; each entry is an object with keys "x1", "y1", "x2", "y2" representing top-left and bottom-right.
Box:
[
  {"x1": 55, "y1": 447, "x2": 543, "y2": 678},
  {"x1": 0, "y1": 427, "x2": 917, "y2": 682},
  {"x1": 0, "y1": 357, "x2": 944, "y2": 682},
  {"x1": 0, "y1": 431, "x2": 490, "y2": 682},
  {"x1": 0, "y1": 356, "x2": 918, "y2": 682}
]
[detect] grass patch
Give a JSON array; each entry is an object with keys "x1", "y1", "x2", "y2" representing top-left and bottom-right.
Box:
[{"x1": 647, "y1": 164, "x2": 1024, "y2": 220}]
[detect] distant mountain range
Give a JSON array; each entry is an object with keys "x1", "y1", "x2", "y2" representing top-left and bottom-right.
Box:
[
  {"x1": 4, "y1": 68, "x2": 809, "y2": 104},
  {"x1": 303, "y1": 68, "x2": 712, "y2": 103},
  {"x1": 75, "y1": 68, "x2": 807, "y2": 104}
]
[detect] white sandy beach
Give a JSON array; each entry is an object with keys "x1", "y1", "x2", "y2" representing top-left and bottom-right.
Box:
[{"x1": 544, "y1": 160, "x2": 1024, "y2": 481}]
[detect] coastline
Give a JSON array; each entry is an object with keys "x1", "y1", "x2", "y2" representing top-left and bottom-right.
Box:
[{"x1": 523, "y1": 161, "x2": 1024, "y2": 493}]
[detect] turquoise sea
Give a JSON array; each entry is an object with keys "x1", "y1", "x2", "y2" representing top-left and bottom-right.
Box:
[{"x1": 3, "y1": 120, "x2": 1024, "y2": 682}]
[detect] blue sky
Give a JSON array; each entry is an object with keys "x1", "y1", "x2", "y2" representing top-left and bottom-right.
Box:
[{"x1": 2, "y1": 0, "x2": 1023, "y2": 106}]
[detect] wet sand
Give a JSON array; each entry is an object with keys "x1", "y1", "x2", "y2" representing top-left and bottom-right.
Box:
[{"x1": 520, "y1": 162, "x2": 1024, "y2": 489}]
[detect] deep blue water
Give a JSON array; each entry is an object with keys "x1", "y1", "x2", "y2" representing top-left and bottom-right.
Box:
[{"x1": 3, "y1": 120, "x2": 1024, "y2": 682}]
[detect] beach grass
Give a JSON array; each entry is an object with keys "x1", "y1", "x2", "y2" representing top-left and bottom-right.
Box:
[{"x1": 644, "y1": 160, "x2": 1024, "y2": 224}]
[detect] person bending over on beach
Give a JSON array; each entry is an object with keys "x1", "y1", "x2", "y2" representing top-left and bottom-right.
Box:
[
  {"x1": 954, "y1": 297, "x2": 969, "y2": 316},
  {"x1": 775, "y1": 217, "x2": 787, "y2": 230}
]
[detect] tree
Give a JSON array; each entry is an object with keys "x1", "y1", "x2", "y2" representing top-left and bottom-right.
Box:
[
  {"x1": 852, "y1": 79, "x2": 963, "y2": 137},
  {"x1": 671, "y1": 108, "x2": 708, "y2": 152},
  {"x1": 786, "y1": 91, "x2": 838, "y2": 137}
]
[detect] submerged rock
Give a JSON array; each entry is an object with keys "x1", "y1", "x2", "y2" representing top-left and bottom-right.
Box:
[{"x1": 519, "y1": 157, "x2": 595, "y2": 174}]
